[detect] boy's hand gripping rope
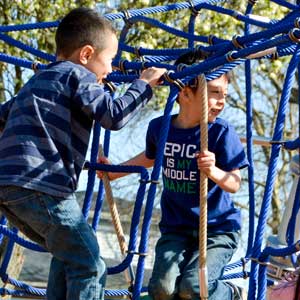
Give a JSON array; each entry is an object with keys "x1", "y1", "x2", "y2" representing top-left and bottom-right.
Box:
[{"x1": 198, "y1": 74, "x2": 208, "y2": 300}]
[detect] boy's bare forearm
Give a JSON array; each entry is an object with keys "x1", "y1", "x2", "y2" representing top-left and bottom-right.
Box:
[
  {"x1": 101, "y1": 151, "x2": 154, "y2": 181},
  {"x1": 205, "y1": 167, "x2": 241, "y2": 193}
]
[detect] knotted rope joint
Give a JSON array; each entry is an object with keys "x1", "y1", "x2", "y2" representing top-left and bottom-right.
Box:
[
  {"x1": 163, "y1": 70, "x2": 185, "y2": 90},
  {"x1": 122, "y1": 10, "x2": 133, "y2": 28},
  {"x1": 103, "y1": 79, "x2": 117, "y2": 93},
  {"x1": 187, "y1": 0, "x2": 200, "y2": 16},
  {"x1": 225, "y1": 51, "x2": 238, "y2": 62},
  {"x1": 288, "y1": 28, "x2": 300, "y2": 43},
  {"x1": 126, "y1": 250, "x2": 148, "y2": 256},
  {"x1": 232, "y1": 35, "x2": 244, "y2": 49},
  {"x1": 139, "y1": 179, "x2": 160, "y2": 184}
]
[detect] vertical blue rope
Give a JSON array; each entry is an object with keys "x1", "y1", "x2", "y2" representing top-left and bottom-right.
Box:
[
  {"x1": 0, "y1": 228, "x2": 18, "y2": 279},
  {"x1": 286, "y1": 177, "x2": 300, "y2": 266},
  {"x1": 115, "y1": 23, "x2": 131, "y2": 64},
  {"x1": 244, "y1": 4, "x2": 256, "y2": 261},
  {"x1": 252, "y1": 45, "x2": 300, "y2": 300},
  {"x1": 188, "y1": 12, "x2": 197, "y2": 48},
  {"x1": 92, "y1": 129, "x2": 111, "y2": 230},
  {"x1": 132, "y1": 87, "x2": 178, "y2": 300},
  {"x1": 82, "y1": 122, "x2": 101, "y2": 219},
  {"x1": 0, "y1": 216, "x2": 7, "y2": 245}
]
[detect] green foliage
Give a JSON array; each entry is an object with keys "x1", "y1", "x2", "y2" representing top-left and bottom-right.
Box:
[{"x1": 0, "y1": 0, "x2": 100, "y2": 101}]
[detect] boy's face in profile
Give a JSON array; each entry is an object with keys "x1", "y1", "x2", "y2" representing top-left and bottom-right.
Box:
[
  {"x1": 206, "y1": 75, "x2": 228, "y2": 122},
  {"x1": 187, "y1": 74, "x2": 228, "y2": 122},
  {"x1": 85, "y1": 34, "x2": 118, "y2": 83}
]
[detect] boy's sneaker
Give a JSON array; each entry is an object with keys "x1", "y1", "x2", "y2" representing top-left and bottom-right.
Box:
[{"x1": 226, "y1": 282, "x2": 247, "y2": 300}]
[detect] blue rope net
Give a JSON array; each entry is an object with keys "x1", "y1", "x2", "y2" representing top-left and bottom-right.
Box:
[{"x1": 0, "y1": 1, "x2": 300, "y2": 299}]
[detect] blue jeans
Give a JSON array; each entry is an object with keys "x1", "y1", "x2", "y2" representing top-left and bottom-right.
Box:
[
  {"x1": 148, "y1": 231, "x2": 239, "y2": 300},
  {"x1": 0, "y1": 185, "x2": 106, "y2": 300}
]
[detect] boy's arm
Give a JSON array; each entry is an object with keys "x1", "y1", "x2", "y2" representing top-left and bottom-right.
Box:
[
  {"x1": 76, "y1": 67, "x2": 166, "y2": 131},
  {"x1": 98, "y1": 151, "x2": 155, "y2": 181},
  {"x1": 196, "y1": 150, "x2": 241, "y2": 193}
]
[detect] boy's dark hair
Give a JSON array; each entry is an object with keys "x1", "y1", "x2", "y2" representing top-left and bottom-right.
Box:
[
  {"x1": 174, "y1": 49, "x2": 209, "y2": 66},
  {"x1": 55, "y1": 7, "x2": 116, "y2": 58},
  {"x1": 174, "y1": 49, "x2": 231, "y2": 91}
]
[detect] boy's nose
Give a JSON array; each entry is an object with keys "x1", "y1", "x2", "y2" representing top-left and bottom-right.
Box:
[{"x1": 217, "y1": 96, "x2": 226, "y2": 103}]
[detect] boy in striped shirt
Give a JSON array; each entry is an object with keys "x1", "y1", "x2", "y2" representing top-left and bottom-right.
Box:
[{"x1": 0, "y1": 7, "x2": 165, "y2": 300}]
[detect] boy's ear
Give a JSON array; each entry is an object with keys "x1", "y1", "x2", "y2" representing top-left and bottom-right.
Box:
[{"x1": 79, "y1": 45, "x2": 94, "y2": 64}]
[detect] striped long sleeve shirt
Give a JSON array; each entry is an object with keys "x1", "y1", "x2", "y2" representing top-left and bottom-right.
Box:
[{"x1": 0, "y1": 60, "x2": 153, "y2": 197}]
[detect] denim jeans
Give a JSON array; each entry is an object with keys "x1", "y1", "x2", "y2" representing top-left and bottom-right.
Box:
[
  {"x1": 0, "y1": 185, "x2": 106, "y2": 300},
  {"x1": 148, "y1": 230, "x2": 239, "y2": 300}
]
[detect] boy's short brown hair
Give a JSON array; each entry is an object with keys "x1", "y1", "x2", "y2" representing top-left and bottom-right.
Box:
[{"x1": 55, "y1": 7, "x2": 117, "y2": 58}]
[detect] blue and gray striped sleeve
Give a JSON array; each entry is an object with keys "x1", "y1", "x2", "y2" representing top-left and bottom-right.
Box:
[{"x1": 73, "y1": 76, "x2": 153, "y2": 131}]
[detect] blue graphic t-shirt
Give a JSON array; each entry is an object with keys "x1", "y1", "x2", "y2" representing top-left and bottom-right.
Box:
[{"x1": 145, "y1": 115, "x2": 249, "y2": 234}]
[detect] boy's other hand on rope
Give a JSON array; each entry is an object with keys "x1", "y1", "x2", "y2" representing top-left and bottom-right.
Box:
[
  {"x1": 195, "y1": 150, "x2": 216, "y2": 177},
  {"x1": 97, "y1": 156, "x2": 114, "y2": 181},
  {"x1": 140, "y1": 67, "x2": 166, "y2": 87}
]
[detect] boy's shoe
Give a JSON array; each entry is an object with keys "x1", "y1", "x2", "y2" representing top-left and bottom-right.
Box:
[{"x1": 226, "y1": 282, "x2": 247, "y2": 300}]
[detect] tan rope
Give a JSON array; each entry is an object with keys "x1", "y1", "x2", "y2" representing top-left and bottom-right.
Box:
[
  {"x1": 99, "y1": 145, "x2": 127, "y2": 253},
  {"x1": 198, "y1": 74, "x2": 208, "y2": 300},
  {"x1": 98, "y1": 145, "x2": 132, "y2": 284},
  {"x1": 246, "y1": 47, "x2": 276, "y2": 59}
]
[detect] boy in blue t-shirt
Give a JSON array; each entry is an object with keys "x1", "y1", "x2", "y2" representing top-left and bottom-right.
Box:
[
  {"x1": 0, "y1": 7, "x2": 166, "y2": 300},
  {"x1": 98, "y1": 52, "x2": 248, "y2": 300}
]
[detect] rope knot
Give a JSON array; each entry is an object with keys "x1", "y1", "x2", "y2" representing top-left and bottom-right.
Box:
[
  {"x1": 271, "y1": 51, "x2": 279, "y2": 60},
  {"x1": 232, "y1": 11, "x2": 243, "y2": 20},
  {"x1": 187, "y1": 0, "x2": 200, "y2": 16},
  {"x1": 122, "y1": 10, "x2": 133, "y2": 28},
  {"x1": 248, "y1": 0, "x2": 258, "y2": 5},
  {"x1": 163, "y1": 70, "x2": 185, "y2": 90},
  {"x1": 31, "y1": 61, "x2": 40, "y2": 73},
  {"x1": 134, "y1": 46, "x2": 144, "y2": 61},
  {"x1": 176, "y1": 63, "x2": 187, "y2": 72},
  {"x1": 139, "y1": 179, "x2": 160, "y2": 184},
  {"x1": 241, "y1": 258, "x2": 249, "y2": 279},
  {"x1": 295, "y1": 17, "x2": 300, "y2": 29},
  {"x1": 118, "y1": 59, "x2": 128, "y2": 74},
  {"x1": 232, "y1": 35, "x2": 244, "y2": 49},
  {"x1": 207, "y1": 35, "x2": 215, "y2": 45},
  {"x1": 225, "y1": 50, "x2": 238, "y2": 62},
  {"x1": 288, "y1": 28, "x2": 300, "y2": 43},
  {"x1": 103, "y1": 79, "x2": 117, "y2": 93}
]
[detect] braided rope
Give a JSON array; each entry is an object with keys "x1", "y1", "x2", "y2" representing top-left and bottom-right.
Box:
[
  {"x1": 98, "y1": 146, "x2": 127, "y2": 255},
  {"x1": 198, "y1": 74, "x2": 208, "y2": 300},
  {"x1": 97, "y1": 145, "x2": 133, "y2": 285}
]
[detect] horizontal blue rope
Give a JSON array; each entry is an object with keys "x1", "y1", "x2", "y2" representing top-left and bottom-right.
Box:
[
  {"x1": 104, "y1": 0, "x2": 223, "y2": 21},
  {"x1": 284, "y1": 137, "x2": 300, "y2": 150},
  {"x1": 199, "y1": 3, "x2": 274, "y2": 28},
  {"x1": 0, "y1": 33, "x2": 55, "y2": 62},
  {"x1": 0, "y1": 225, "x2": 45, "y2": 252},
  {"x1": 0, "y1": 21, "x2": 59, "y2": 32}
]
